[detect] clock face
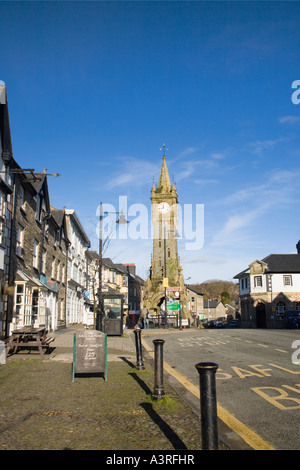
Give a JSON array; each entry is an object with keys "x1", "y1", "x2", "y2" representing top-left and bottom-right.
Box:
[{"x1": 158, "y1": 202, "x2": 170, "y2": 214}]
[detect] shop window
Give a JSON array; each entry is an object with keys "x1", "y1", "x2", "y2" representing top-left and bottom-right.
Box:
[
  {"x1": 15, "y1": 284, "x2": 24, "y2": 325},
  {"x1": 32, "y1": 289, "x2": 39, "y2": 324}
]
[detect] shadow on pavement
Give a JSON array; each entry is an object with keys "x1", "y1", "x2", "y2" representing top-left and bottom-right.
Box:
[
  {"x1": 140, "y1": 402, "x2": 188, "y2": 450},
  {"x1": 128, "y1": 370, "x2": 187, "y2": 450}
]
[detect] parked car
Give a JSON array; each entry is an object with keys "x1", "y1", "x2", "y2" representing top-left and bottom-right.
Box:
[
  {"x1": 285, "y1": 311, "x2": 300, "y2": 328},
  {"x1": 205, "y1": 320, "x2": 216, "y2": 328},
  {"x1": 229, "y1": 320, "x2": 240, "y2": 328},
  {"x1": 215, "y1": 317, "x2": 226, "y2": 328}
]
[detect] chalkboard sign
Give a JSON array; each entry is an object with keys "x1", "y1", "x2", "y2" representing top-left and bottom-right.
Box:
[
  {"x1": 0, "y1": 340, "x2": 6, "y2": 365},
  {"x1": 72, "y1": 330, "x2": 107, "y2": 382}
]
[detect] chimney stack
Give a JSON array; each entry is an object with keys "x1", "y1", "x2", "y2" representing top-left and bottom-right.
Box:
[{"x1": 124, "y1": 263, "x2": 136, "y2": 276}]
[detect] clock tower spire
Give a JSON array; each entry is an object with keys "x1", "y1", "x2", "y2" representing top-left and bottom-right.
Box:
[{"x1": 144, "y1": 148, "x2": 189, "y2": 320}]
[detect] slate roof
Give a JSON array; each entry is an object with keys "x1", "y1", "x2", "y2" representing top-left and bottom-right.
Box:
[
  {"x1": 234, "y1": 253, "x2": 300, "y2": 278},
  {"x1": 204, "y1": 300, "x2": 221, "y2": 309},
  {"x1": 261, "y1": 254, "x2": 300, "y2": 273},
  {"x1": 186, "y1": 286, "x2": 204, "y2": 295}
]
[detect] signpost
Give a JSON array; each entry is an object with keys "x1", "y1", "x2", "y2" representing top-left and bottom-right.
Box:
[{"x1": 72, "y1": 330, "x2": 107, "y2": 382}]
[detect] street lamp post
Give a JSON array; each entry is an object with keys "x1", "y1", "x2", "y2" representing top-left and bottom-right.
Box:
[
  {"x1": 97, "y1": 202, "x2": 128, "y2": 331},
  {"x1": 97, "y1": 202, "x2": 104, "y2": 331},
  {"x1": 163, "y1": 224, "x2": 168, "y2": 329}
]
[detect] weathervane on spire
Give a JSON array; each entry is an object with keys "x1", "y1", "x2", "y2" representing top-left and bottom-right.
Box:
[{"x1": 160, "y1": 143, "x2": 168, "y2": 158}]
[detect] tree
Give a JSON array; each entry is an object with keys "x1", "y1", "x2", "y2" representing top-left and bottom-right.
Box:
[
  {"x1": 189, "y1": 280, "x2": 239, "y2": 303},
  {"x1": 221, "y1": 291, "x2": 231, "y2": 306}
]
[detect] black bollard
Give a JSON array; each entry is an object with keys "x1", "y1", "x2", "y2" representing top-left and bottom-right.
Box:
[
  {"x1": 152, "y1": 339, "x2": 165, "y2": 399},
  {"x1": 195, "y1": 362, "x2": 219, "y2": 450},
  {"x1": 133, "y1": 328, "x2": 145, "y2": 371}
]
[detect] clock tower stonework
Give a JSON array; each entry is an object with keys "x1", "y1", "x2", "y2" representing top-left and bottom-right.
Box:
[{"x1": 144, "y1": 152, "x2": 190, "y2": 319}]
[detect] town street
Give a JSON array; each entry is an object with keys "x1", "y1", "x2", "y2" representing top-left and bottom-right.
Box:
[{"x1": 142, "y1": 328, "x2": 300, "y2": 450}]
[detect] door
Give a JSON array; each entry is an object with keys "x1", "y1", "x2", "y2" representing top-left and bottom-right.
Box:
[{"x1": 256, "y1": 302, "x2": 266, "y2": 328}]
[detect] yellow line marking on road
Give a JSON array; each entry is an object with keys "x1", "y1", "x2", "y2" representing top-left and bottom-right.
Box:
[
  {"x1": 257, "y1": 344, "x2": 269, "y2": 348},
  {"x1": 141, "y1": 337, "x2": 276, "y2": 450},
  {"x1": 275, "y1": 349, "x2": 288, "y2": 353}
]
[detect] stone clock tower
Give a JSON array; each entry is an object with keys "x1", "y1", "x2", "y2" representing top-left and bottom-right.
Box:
[{"x1": 144, "y1": 147, "x2": 189, "y2": 319}]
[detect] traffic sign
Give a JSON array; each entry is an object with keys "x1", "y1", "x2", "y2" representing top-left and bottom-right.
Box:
[{"x1": 167, "y1": 301, "x2": 180, "y2": 311}]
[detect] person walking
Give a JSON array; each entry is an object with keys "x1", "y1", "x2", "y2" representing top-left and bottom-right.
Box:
[{"x1": 145, "y1": 310, "x2": 150, "y2": 329}]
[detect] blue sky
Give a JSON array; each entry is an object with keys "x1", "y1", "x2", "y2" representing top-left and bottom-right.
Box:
[{"x1": 1, "y1": 1, "x2": 300, "y2": 283}]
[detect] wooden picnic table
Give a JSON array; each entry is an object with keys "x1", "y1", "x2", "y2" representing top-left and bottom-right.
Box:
[{"x1": 6, "y1": 327, "x2": 55, "y2": 358}]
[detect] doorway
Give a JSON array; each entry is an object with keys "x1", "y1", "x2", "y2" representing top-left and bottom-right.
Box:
[{"x1": 256, "y1": 302, "x2": 266, "y2": 328}]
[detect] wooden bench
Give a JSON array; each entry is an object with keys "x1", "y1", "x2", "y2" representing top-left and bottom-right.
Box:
[
  {"x1": 43, "y1": 336, "x2": 55, "y2": 346},
  {"x1": 6, "y1": 332, "x2": 56, "y2": 357}
]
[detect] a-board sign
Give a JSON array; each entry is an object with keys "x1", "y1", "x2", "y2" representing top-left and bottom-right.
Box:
[
  {"x1": 0, "y1": 340, "x2": 6, "y2": 365},
  {"x1": 72, "y1": 330, "x2": 107, "y2": 382}
]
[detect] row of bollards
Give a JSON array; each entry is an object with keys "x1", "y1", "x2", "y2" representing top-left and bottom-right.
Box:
[
  {"x1": 133, "y1": 328, "x2": 219, "y2": 450},
  {"x1": 133, "y1": 329, "x2": 166, "y2": 398}
]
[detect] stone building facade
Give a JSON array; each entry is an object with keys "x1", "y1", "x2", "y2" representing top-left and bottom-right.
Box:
[
  {"x1": 0, "y1": 82, "x2": 14, "y2": 337},
  {"x1": 186, "y1": 286, "x2": 204, "y2": 322},
  {"x1": 123, "y1": 263, "x2": 144, "y2": 314},
  {"x1": 65, "y1": 209, "x2": 90, "y2": 326},
  {"x1": 85, "y1": 253, "x2": 130, "y2": 328},
  {"x1": 8, "y1": 174, "x2": 69, "y2": 333},
  {"x1": 234, "y1": 245, "x2": 300, "y2": 328}
]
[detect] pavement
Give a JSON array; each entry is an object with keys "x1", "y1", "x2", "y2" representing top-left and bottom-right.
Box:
[
  {"x1": 0, "y1": 324, "x2": 230, "y2": 452},
  {"x1": 48, "y1": 324, "x2": 137, "y2": 364}
]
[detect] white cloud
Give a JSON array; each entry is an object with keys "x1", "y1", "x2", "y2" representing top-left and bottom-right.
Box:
[
  {"x1": 177, "y1": 147, "x2": 198, "y2": 158},
  {"x1": 220, "y1": 168, "x2": 300, "y2": 207},
  {"x1": 181, "y1": 255, "x2": 227, "y2": 265},
  {"x1": 210, "y1": 168, "x2": 300, "y2": 249},
  {"x1": 210, "y1": 152, "x2": 225, "y2": 160},
  {"x1": 105, "y1": 156, "x2": 159, "y2": 190},
  {"x1": 194, "y1": 178, "x2": 219, "y2": 186},
  {"x1": 247, "y1": 137, "x2": 286, "y2": 155},
  {"x1": 278, "y1": 115, "x2": 300, "y2": 124}
]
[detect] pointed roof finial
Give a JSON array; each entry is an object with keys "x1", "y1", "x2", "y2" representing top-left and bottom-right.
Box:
[
  {"x1": 160, "y1": 143, "x2": 168, "y2": 158},
  {"x1": 157, "y1": 146, "x2": 171, "y2": 192}
]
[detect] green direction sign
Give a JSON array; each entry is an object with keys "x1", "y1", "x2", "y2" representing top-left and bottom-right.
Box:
[{"x1": 167, "y1": 301, "x2": 180, "y2": 311}]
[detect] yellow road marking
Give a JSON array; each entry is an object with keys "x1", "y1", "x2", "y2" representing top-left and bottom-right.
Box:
[{"x1": 141, "y1": 338, "x2": 276, "y2": 450}]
